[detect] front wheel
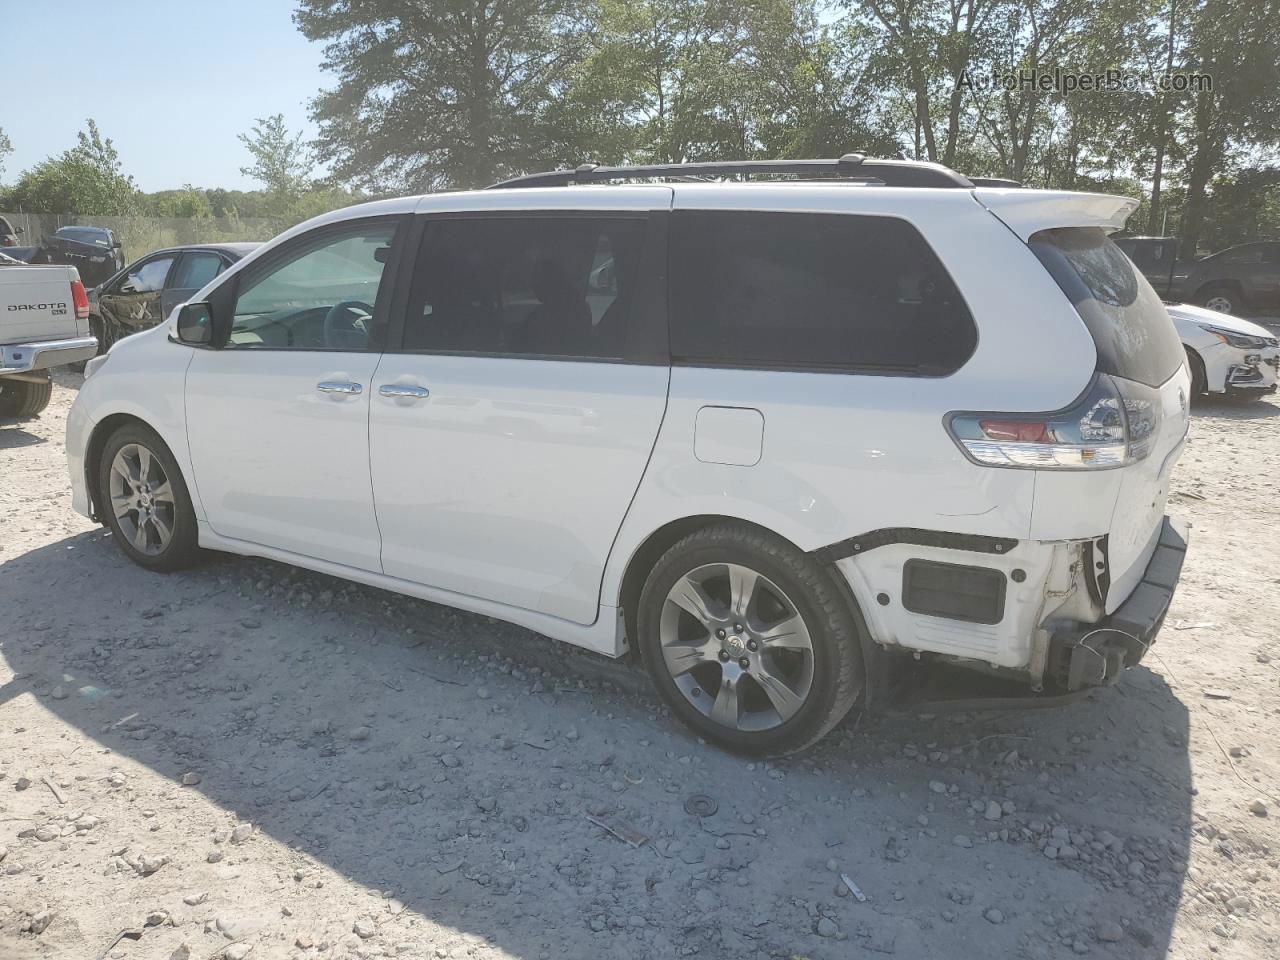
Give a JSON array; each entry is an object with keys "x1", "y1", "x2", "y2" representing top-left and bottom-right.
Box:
[
  {"x1": 97, "y1": 423, "x2": 203, "y2": 571},
  {"x1": 637, "y1": 523, "x2": 864, "y2": 755}
]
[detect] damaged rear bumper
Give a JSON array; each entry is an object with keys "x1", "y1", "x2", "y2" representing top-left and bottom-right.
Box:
[{"x1": 1050, "y1": 517, "x2": 1189, "y2": 690}]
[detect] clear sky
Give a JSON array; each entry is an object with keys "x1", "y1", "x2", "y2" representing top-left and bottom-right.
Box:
[{"x1": 3, "y1": 1, "x2": 330, "y2": 192}]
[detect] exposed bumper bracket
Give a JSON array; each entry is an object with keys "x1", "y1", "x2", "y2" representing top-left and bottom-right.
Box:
[{"x1": 1052, "y1": 517, "x2": 1189, "y2": 690}]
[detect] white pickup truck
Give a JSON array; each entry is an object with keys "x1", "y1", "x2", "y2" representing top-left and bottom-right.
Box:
[{"x1": 0, "y1": 253, "x2": 98, "y2": 418}]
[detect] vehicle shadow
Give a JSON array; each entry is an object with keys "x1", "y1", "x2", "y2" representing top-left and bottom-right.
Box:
[
  {"x1": 0, "y1": 424, "x2": 46, "y2": 448},
  {"x1": 0, "y1": 531, "x2": 1191, "y2": 959},
  {"x1": 1192, "y1": 393, "x2": 1280, "y2": 421}
]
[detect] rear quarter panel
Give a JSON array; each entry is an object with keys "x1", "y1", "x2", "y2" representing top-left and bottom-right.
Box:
[{"x1": 600, "y1": 186, "x2": 1099, "y2": 609}]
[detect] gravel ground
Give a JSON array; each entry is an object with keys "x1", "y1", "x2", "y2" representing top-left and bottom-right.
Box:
[{"x1": 0, "y1": 369, "x2": 1277, "y2": 960}]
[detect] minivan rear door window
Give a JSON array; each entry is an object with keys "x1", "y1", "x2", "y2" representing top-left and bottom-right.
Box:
[{"x1": 1029, "y1": 227, "x2": 1184, "y2": 388}]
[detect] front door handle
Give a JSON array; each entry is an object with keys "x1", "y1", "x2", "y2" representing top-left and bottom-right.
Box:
[
  {"x1": 316, "y1": 380, "x2": 363, "y2": 395},
  {"x1": 379, "y1": 384, "x2": 430, "y2": 400}
]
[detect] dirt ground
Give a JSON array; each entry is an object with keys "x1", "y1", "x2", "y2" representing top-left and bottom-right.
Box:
[{"x1": 1, "y1": 369, "x2": 1277, "y2": 960}]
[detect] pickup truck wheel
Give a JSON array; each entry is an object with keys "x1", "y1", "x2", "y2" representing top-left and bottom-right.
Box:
[
  {"x1": 0, "y1": 376, "x2": 53, "y2": 418},
  {"x1": 97, "y1": 423, "x2": 202, "y2": 571},
  {"x1": 637, "y1": 523, "x2": 863, "y2": 756},
  {"x1": 1199, "y1": 284, "x2": 1242, "y2": 316}
]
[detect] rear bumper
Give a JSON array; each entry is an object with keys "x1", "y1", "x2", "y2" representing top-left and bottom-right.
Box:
[
  {"x1": 1051, "y1": 516, "x2": 1189, "y2": 690},
  {"x1": 0, "y1": 336, "x2": 98, "y2": 375}
]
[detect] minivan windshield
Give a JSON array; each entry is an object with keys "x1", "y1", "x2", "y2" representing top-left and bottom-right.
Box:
[{"x1": 1029, "y1": 226, "x2": 1184, "y2": 388}]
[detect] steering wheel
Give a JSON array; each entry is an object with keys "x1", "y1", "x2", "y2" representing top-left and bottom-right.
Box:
[{"x1": 323, "y1": 300, "x2": 374, "y2": 349}]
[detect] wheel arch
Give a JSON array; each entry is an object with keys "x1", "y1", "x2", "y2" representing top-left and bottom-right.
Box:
[
  {"x1": 84, "y1": 412, "x2": 171, "y2": 521},
  {"x1": 1183, "y1": 344, "x2": 1208, "y2": 395},
  {"x1": 615, "y1": 514, "x2": 881, "y2": 706},
  {"x1": 1196, "y1": 278, "x2": 1244, "y2": 306}
]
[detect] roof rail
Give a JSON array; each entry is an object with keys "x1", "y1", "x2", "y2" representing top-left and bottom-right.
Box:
[
  {"x1": 969, "y1": 177, "x2": 1023, "y2": 188},
  {"x1": 487, "y1": 154, "x2": 975, "y2": 190}
]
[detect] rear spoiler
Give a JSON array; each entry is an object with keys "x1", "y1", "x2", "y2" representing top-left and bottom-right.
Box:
[{"x1": 973, "y1": 189, "x2": 1138, "y2": 241}]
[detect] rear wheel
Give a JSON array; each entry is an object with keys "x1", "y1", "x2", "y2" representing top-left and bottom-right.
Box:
[
  {"x1": 0, "y1": 375, "x2": 53, "y2": 418},
  {"x1": 637, "y1": 523, "x2": 863, "y2": 755},
  {"x1": 1199, "y1": 283, "x2": 1243, "y2": 316},
  {"x1": 97, "y1": 423, "x2": 202, "y2": 571}
]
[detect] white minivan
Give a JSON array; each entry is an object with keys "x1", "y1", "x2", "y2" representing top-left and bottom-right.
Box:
[{"x1": 67, "y1": 156, "x2": 1190, "y2": 754}]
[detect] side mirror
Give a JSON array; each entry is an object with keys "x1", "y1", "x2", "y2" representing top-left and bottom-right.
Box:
[{"x1": 176, "y1": 302, "x2": 215, "y2": 346}]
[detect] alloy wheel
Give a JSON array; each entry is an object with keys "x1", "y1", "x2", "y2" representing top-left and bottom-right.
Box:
[
  {"x1": 658, "y1": 562, "x2": 815, "y2": 732},
  {"x1": 108, "y1": 443, "x2": 176, "y2": 556}
]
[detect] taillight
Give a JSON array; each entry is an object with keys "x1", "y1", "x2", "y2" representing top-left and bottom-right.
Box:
[
  {"x1": 71, "y1": 278, "x2": 90, "y2": 320},
  {"x1": 947, "y1": 375, "x2": 1161, "y2": 469}
]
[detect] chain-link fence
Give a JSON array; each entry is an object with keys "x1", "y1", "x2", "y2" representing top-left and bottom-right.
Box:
[{"x1": 0, "y1": 211, "x2": 280, "y2": 263}]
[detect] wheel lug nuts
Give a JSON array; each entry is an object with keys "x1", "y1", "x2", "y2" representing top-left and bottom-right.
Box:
[
  {"x1": 734, "y1": 623, "x2": 743, "y2": 633},
  {"x1": 718, "y1": 650, "x2": 729, "y2": 662},
  {"x1": 716, "y1": 629, "x2": 726, "y2": 639},
  {"x1": 738, "y1": 658, "x2": 750, "y2": 669},
  {"x1": 747, "y1": 639, "x2": 758, "y2": 651}
]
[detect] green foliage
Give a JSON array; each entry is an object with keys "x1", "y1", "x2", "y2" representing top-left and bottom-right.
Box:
[
  {"x1": 0, "y1": 127, "x2": 12, "y2": 182},
  {"x1": 542, "y1": 0, "x2": 899, "y2": 165},
  {"x1": 296, "y1": 0, "x2": 587, "y2": 191},
  {"x1": 239, "y1": 114, "x2": 315, "y2": 199},
  {"x1": 2, "y1": 120, "x2": 139, "y2": 215},
  {"x1": 146, "y1": 184, "x2": 214, "y2": 219}
]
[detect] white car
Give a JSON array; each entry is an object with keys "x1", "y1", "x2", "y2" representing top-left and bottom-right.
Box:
[
  {"x1": 1167, "y1": 302, "x2": 1279, "y2": 396},
  {"x1": 67, "y1": 156, "x2": 1191, "y2": 754}
]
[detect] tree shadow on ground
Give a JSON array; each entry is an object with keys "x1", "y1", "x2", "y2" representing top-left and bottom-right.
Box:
[{"x1": 0, "y1": 531, "x2": 1192, "y2": 959}]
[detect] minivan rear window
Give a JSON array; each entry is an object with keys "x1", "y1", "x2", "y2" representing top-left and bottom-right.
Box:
[
  {"x1": 669, "y1": 211, "x2": 976, "y2": 374},
  {"x1": 1029, "y1": 227, "x2": 1183, "y2": 387}
]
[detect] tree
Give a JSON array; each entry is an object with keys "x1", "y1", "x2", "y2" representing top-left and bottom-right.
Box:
[
  {"x1": 147, "y1": 184, "x2": 214, "y2": 219},
  {"x1": 0, "y1": 127, "x2": 12, "y2": 182},
  {"x1": 2, "y1": 120, "x2": 138, "y2": 215},
  {"x1": 543, "y1": 0, "x2": 897, "y2": 167},
  {"x1": 1178, "y1": 0, "x2": 1280, "y2": 255},
  {"x1": 296, "y1": 0, "x2": 586, "y2": 191},
  {"x1": 238, "y1": 114, "x2": 315, "y2": 197}
]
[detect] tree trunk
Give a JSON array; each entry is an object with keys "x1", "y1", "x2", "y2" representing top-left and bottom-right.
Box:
[
  {"x1": 942, "y1": 2, "x2": 981, "y2": 168},
  {"x1": 1180, "y1": 89, "x2": 1220, "y2": 257},
  {"x1": 467, "y1": 1, "x2": 495, "y2": 188},
  {"x1": 1148, "y1": 0, "x2": 1178, "y2": 235}
]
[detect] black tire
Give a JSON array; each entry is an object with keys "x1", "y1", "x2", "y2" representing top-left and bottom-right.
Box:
[
  {"x1": 1184, "y1": 347, "x2": 1208, "y2": 397},
  {"x1": 637, "y1": 522, "x2": 864, "y2": 756},
  {"x1": 97, "y1": 422, "x2": 203, "y2": 571},
  {"x1": 1198, "y1": 283, "x2": 1243, "y2": 316},
  {"x1": 89, "y1": 314, "x2": 108, "y2": 356},
  {"x1": 0, "y1": 376, "x2": 53, "y2": 418},
  {"x1": 100, "y1": 316, "x2": 120, "y2": 352}
]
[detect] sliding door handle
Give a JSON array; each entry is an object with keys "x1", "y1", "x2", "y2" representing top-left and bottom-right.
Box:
[
  {"x1": 316, "y1": 380, "x2": 363, "y2": 395},
  {"x1": 378, "y1": 383, "x2": 430, "y2": 400}
]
